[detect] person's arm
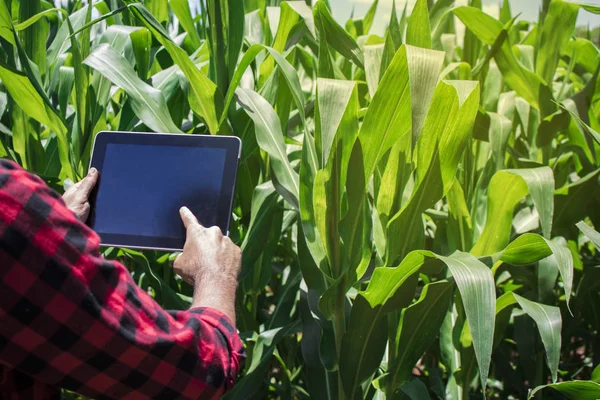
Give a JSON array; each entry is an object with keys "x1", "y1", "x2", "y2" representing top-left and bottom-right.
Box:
[
  {"x1": 0, "y1": 160, "x2": 244, "y2": 399},
  {"x1": 174, "y1": 207, "x2": 239, "y2": 324}
]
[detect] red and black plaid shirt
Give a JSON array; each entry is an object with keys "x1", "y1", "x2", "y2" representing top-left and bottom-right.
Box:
[{"x1": 0, "y1": 160, "x2": 244, "y2": 399}]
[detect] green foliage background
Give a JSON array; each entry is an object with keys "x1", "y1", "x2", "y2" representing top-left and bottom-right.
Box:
[{"x1": 0, "y1": 0, "x2": 600, "y2": 398}]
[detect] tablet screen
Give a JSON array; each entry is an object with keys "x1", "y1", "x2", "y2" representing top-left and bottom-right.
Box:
[
  {"x1": 88, "y1": 132, "x2": 240, "y2": 250},
  {"x1": 93, "y1": 144, "x2": 226, "y2": 240}
]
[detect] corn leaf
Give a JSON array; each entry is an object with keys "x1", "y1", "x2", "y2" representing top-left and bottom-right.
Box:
[
  {"x1": 386, "y1": 80, "x2": 480, "y2": 265},
  {"x1": 440, "y1": 251, "x2": 496, "y2": 390},
  {"x1": 84, "y1": 44, "x2": 183, "y2": 134},
  {"x1": 406, "y1": 0, "x2": 431, "y2": 49},
  {"x1": 169, "y1": 0, "x2": 201, "y2": 48},
  {"x1": 528, "y1": 381, "x2": 600, "y2": 400},
  {"x1": 513, "y1": 293, "x2": 562, "y2": 383},
  {"x1": 398, "y1": 379, "x2": 430, "y2": 400},
  {"x1": 221, "y1": 44, "x2": 306, "y2": 130},
  {"x1": 314, "y1": 1, "x2": 364, "y2": 69},
  {"x1": 471, "y1": 171, "x2": 529, "y2": 256},
  {"x1": 577, "y1": 221, "x2": 600, "y2": 248},
  {"x1": 259, "y1": 1, "x2": 314, "y2": 85},
  {"x1": 127, "y1": 2, "x2": 223, "y2": 134},
  {"x1": 494, "y1": 233, "x2": 553, "y2": 265},
  {"x1": 235, "y1": 88, "x2": 299, "y2": 208},
  {"x1": 536, "y1": 0, "x2": 579, "y2": 85},
  {"x1": 389, "y1": 281, "x2": 454, "y2": 391},
  {"x1": 454, "y1": 6, "x2": 553, "y2": 116}
]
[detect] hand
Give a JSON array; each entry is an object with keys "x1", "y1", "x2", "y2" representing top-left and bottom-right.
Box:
[
  {"x1": 174, "y1": 207, "x2": 241, "y2": 323},
  {"x1": 62, "y1": 168, "x2": 99, "y2": 222}
]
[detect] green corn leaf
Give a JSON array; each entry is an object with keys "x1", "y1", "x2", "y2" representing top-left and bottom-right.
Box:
[
  {"x1": 499, "y1": 0, "x2": 512, "y2": 23},
  {"x1": 240, "y1": 182, "x2": 279, "y2": 274},
  {"x1": 389, "y1": 281, "x2": 454, "y2": 391},
  {"x1": 299, "y1": 131, "x2": 329, "y2": 275},
  {"x1": 84, "y1": 44, "x2": 183, "y2": 134},
  {"x1": 454, "y1": 6, "x2": 553, "y2": 116},
  {"x1": 505, "y1": 168, "x2": 555, "y2": 239},
  {"x1": 577, "y1": 221, "x2": 600, "y2": 248},
  {"x1": 361, "y1": 44, "x2": 443, "y2": 185},
  {"x1": 259, "y1": 1, "x2": 314, "y2": 85},
  {"x1": 593, "y1": 365, "x2": 600, "y2": 383},
  {"x1": 0, "y1": 1, "x2": 14, "y2": 45},
  {"x1": 89, "y1": 25, "x2": 150, "y2": 126},
  {"x1": 341, "y1": 45, "x2": 445, "y2": 271},
  {"x1": 540, "y1": 237, "x2": 574, "y2": 311},
  {"x1": 169, "y1": 0, "x2": 201, "y2": 48},
  {"x1": 127, "y1": 2, "x2": 223, "y2": 134},
  {"x1": 13, "y1": 7, "x2": 62, "y2": 31},
  {"x1": 313, "y1": 79, "x2": 358, "y2": 274},
  {"x1": 388, "y1": 0, "x2": 403, "y2": 49},
  {"x1": 430, "y1": 0, "x2": 455, "y2": 34},
  {"x1": 364, "y1": 44, "x2": 384, "y2": 98},
  {"x1": 65, "y1": 12, "x2": 89, "y2": 174},
  {"x1": 375, "y1": 133, "x2": 412, "y2": 234},
  {"x1": 314, "y1": 1, "x2": 364, "y2": 69},
  {"x1": 406, "y1": 0, "x2": 431, "y2": 49},
  {"x1": 554, "y1": 169, "x2": 600, "y2": 231},
  {"x1": 222, "y1": 322, "x2": 301, "y2": 400},
  {"x1": 488, "y1": 112, "x2": 512, "y2": 171},
  {"x1": 386, "y1": 80, "x2": 480, "y2": 265},
  {"x1": 513, "y1": 293, "x2": 562, "y2": 383},
  {"x1": 19, "y1": 0, "x2": 48, "y2": 76},
  {"x1": 341, "y1": 250, "x2": 495, "y2": 398},
  {"x1": 363, "y1": 0, "x2": 378, "y2": 35},
  {"x1": 462, "y1": 0, "x2": 482, "y2": 66},
  {"x1": 398, "y1": 378, "x2": 431, "y2": 400},
  {"x1": 121, "y1": 248, "x2": 164, "y2": 305},
  {"x1": 447, "y1": 180, "x2": 474, "y2": 252},
  {"x1": 340, "y1": 251, "x2": 427, "y2": 400},
  {"x1": 221, "y1": 44, "x2": 306, "y2": 131},
  {"x1": 0, "y1": 62, "x2": 70, "y2": 178},
  {"x1": 235, "y1": 88, "x2": 300, "y2": 208},
  {"x1": 494, "y1": 233, "x2": 553, "y2": 265},
  {"x1": 536, "y1": 0, "x2": 579, "y2": 85},
  {"x1": 565, "y1": 38, "x2": 600, "y2": 75},
  {"x1": 528, "y1": 381, "x2": 600, "y2": 400},
  {"x1": 471, "y1": 171, "x2": 529, "y2": 256},
  {"x1": 57, "y1": 66, "x2": 75, "y2": 120},
  {"x1": 145, "y1": 0, "x2": 169, "y2": 24},
  {"x1": 206, "y1": 0, "x2": 245, "y2": 94},
  {"x1": 560, "y1": 101, "x2": 600, "y2": 147},
  {"x1": 440, "y1": 251, "x2": 496, "y2": 390},
  {"x1": 492, "y1": 290, "x2": 563, "y2": 386},
  {"x1": 47, "y1": 4, "x2": 90, "y2": 68},
  {"x1": 68, "y1": 5, "x2": 129, "y2": 37},
  {"x1": 298, "y1": 287, "x2": 338, "y2": 399}
]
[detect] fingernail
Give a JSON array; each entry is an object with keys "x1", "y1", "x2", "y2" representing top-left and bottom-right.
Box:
[
  {"x1": 180, "y1": 206, "x2": 189, "y2": 214},
  {"x1": 88, "y1": 168, "x2": 97, "y2": 176}
]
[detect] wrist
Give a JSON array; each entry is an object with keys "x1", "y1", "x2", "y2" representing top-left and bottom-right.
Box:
[{"x1": 190, "y1": 275, "x2": 238, "y2": 323}]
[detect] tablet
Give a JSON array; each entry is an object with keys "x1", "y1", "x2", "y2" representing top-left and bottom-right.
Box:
[{"x1": 88, "y1": 131, "x2": 241, "y2": 251}]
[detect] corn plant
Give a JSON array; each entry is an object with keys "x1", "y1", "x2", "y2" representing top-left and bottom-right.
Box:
[{"x1": 0, "y1": 0, "x2": 599, "y2": 398}]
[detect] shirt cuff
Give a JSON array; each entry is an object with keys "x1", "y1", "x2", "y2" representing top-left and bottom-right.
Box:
[{"x1": 188, "y1": 307, "x2": 245, "y2": 387}]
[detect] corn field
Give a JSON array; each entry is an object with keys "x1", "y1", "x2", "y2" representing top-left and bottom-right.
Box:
[{"x1": 1, "y1": 0, "x2": 600, "y2": 398}]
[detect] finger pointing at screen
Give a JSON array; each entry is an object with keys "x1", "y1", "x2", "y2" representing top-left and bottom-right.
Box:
[{"x1": 174, "y1": 207, "x2": 241, "y2": 325}]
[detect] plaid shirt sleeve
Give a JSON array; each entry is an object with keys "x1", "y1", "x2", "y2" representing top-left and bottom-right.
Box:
[{"x1": 0, "y1": 159, "x2": 245, "y2": 400}]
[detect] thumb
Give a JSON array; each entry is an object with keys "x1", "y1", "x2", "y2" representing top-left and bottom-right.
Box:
[
  {"x1": 180, "y1": 207, "x2": 200, "y2": 230},
  {"x1": 77, "y1": 168, "x2": 99, "y2": 198}
]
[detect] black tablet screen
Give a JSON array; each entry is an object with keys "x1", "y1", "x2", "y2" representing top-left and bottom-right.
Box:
[{"x1": 93, "y1": 143, "x2": 227, "y2": 241}]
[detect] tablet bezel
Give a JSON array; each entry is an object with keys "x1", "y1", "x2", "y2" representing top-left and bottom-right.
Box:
[{"x1": 88, "y1": 131, "x2": 241, "y2": 251}]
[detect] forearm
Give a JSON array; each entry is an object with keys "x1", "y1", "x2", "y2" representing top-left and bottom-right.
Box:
[{"x1": 191, "y1": 276, "x2": 238, "y2": 325}]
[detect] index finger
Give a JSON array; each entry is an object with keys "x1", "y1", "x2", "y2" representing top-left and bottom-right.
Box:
[{"x1": 179, "y1": 207, "x2": 201, "y2": 230}]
